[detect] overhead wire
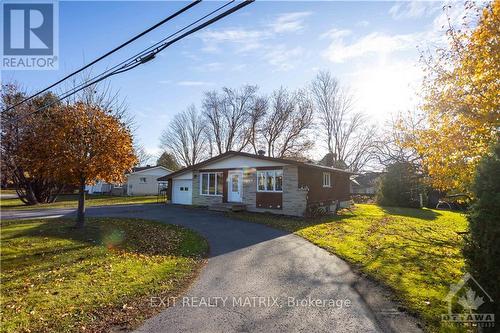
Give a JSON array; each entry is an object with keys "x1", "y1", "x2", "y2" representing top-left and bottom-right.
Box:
[{"x1": 4, "y1": 0, "x2": 253, "y2": 125}]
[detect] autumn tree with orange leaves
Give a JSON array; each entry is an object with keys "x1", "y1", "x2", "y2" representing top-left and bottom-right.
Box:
[
  {"x1": 1, "y1": 84, "x2": 66, "y2": 204},
  {"x1": 21, "y1": 102, "x2": 136, "y2": 227},
  {"x1": 401, "y1": 0, "x2": 499, "y2": 192}
]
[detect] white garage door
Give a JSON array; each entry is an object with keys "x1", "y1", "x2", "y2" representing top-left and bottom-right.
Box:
[{"x1": 172, "y1": 179, "x2": 192, "y2": 205}]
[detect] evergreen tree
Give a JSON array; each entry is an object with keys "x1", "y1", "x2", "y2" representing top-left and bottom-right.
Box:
[{"x1": 464, "y1": 141, "x2": 500, "y2": 325}]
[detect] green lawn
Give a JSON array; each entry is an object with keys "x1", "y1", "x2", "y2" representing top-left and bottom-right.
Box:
[
  {"x1": 0, "y1": 217, "x2": 208, "y2": 333},
  {"x1": 0, "y1": 194, "x2": 159, "y2": 210},
  {"x1": 229, "y1": 204, "x2": 468, "y2": 333}
]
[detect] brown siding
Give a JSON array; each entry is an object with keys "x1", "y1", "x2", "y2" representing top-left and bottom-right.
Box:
[
  {"x1": 256, "y1": 192, "x2": 283, "y2": 210},
  {"x1": 298, "y1": 167, "x2": 350, "y2": 205}
]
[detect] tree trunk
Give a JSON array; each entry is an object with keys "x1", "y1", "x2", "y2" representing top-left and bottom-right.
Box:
[{"x1": 75, "y1": 179, "x2": 86, "y2": 228}]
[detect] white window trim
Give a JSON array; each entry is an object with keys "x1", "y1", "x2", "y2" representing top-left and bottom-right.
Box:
[
  {"x1": 323, "y1": 172, "x2": 331, "y2": 187},
  {"x1": 200, "y1": 172, "x2": 223, "y2": 196},
  {"x1": 256, "y1": 170, "x2": 283, "y2": 193}
]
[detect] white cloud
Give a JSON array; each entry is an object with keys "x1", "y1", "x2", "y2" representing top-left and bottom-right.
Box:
[
  {"x1": 177, "y1": 81, "x2": 213, "y2": 86},
  {"x1": 345, "y1": 60, "x2": 424, "y2": 119},
  {"x1": 269, "y1": 11, "x2": 312, "y2": 33},
  {"x1": 199, "y1": 14, "x2": 311, "y2": 71},
  {"x1": 145, "y1": 147, "x2": 162, "y2": 159},
  {"x1": 200, "y1": 28, "x2": 267, "y2": 53},
  {"x1": 193, "y1": 62, "x2": 223, "y2": 72},
  {"x1": 231, "y1": 64, "x2": 247, "y2": 71},
  {"x1": 319, "y1": 28, "x2": 351, "y2": 40},
  {"x1": 199, "y1": 11, "x2": 311, "y2": 57},
  {"x1": 263, "y1": 45, "x2": 304, "y2": 71},
  {"x1": 431, "y1": 1, "x2": 482, "y2": 33},
  {"x1": 389, "y1": 1, "x2": 440, "y2": 20},
  {"x1": 201, "y1": 29, "x2": 266, "y2": 43},
  {"x1": 322, "y1": 31, "x2": 421, "y2": 63},
  {"x1": 356, "y1": 20, "x2": 370, "y2": 27}
]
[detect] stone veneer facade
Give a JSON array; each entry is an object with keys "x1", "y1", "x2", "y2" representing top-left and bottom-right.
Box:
[
  {"x1": 192, "y1": 171, "x2": 223, "y2": 206},
  {"x1": 281, "y1": 165, "x2": 308, "y2": 216}
]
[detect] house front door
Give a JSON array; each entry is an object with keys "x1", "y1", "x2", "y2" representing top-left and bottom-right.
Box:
[{"x1": 228, "y1": 170, "x2": 243, "y2": 202}]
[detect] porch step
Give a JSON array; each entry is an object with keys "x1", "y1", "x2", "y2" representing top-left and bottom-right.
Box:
[{"x1": 209, "y1": 203, "x2": 247, "y2": 212}]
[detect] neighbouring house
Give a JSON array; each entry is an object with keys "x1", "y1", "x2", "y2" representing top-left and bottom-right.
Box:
[
  {"x1": 85, "y1": 180, "x2": 112, "y2": 194},
  {"x1": 350, "y1": 172, "x2": 383, "y2": 195},
  {"x1": 157, "y1": 151, "x2": 353, "y2": 217},
  {"x1": 126, "y1": 165, "x2": 172, "y2": 196}
]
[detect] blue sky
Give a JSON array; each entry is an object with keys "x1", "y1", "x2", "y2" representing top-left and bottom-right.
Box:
[{"x1": 2, "y1": 1, "x2": 465, "y2": 159}]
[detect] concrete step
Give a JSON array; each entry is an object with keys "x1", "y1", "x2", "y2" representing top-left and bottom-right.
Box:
[{"x1": 209, "y1": 203, "x2": 247, "y2": 212}]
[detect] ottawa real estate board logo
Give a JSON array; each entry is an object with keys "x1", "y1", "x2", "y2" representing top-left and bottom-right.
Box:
[
  {"x1": 2, "y1": 1, "x2": 58, "y2": 70},
  {"x1": 442, "y1": 273, "x2": 495, "y2": 328}
]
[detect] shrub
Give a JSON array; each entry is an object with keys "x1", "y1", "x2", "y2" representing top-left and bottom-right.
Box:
[
  {"x1": 351, "y1": 194, "x2": 375, "y2": 204},
  {"x1": 376, "y1": 162, "x2": 425, "y2": 208},
  {"x1": 464, "y1": 141, "x2": 500, "y2": 325}
]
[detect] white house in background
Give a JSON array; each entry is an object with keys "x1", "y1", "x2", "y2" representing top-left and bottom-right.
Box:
[
  {"x1": 126, "y1": 165, "x2": 172, "y2": 196},
  {"x1": 85, "y1": 181, "x2": 112, "y2": 194}
]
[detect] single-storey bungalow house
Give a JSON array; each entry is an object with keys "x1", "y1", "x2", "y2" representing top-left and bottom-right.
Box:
[
  {"x1": 126, "y1": 165, "x2": 172, "y2": 196},
  {"x1": 157, "y1": 151, "x2": 352, "y2": 216}
]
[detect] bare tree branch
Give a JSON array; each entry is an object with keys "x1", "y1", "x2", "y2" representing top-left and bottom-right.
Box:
[
  {"x1": 260, "y1": 87, "x2": 314, "y2": 158},
  {"x1": 160, "y1": 105, "x2": 207, "y2": 167},
  {"x1": 311, "y1": 71, "x2": 376, "y2": 171},
  {"x1": 202, "y1": 85, "x2": 260, "y2": 154}
]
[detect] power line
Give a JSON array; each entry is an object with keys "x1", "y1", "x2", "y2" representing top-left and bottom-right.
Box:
[
  {"x1": 4, "y1": 0, "x2": 201, "y2": 112},
  {"x1": 4, "y1": 0, "x2": 254, "y2": 125},
  {"x1": 51, "y1": 0, "x2": 236, "y2": 108}
]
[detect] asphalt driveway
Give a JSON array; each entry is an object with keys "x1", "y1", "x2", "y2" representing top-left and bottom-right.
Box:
[{"x1": 1, "y1": 204, "x2": 422, "y2": 333}]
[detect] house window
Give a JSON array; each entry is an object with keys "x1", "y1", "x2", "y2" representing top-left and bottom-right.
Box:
[
  {"x1": 323, "y1": 172, "x2": 331, "y2": 187},
  {"x1": 275, "y1": 170, "x2": 283, "y2": 191},
  {"x1": 257, "y1": 170, "x2": 283, "y2": 192},
  {"x1": 200, "y1": 172, "x2": 223, "y2": 196},
  {"x1": 140, "y1": 177, "x2": 147, "y2": 183},
  {"x1": 217, "y1": 174, "x2": 223, "y2": 194},
  {"x1": 231, "y1": 175, "x2": 239, "y2": 192},
  {"x1": 257, "y1": 172, "x2": 266, "y2": 191}
]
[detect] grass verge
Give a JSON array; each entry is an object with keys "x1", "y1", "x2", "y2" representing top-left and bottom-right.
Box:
[
  {"x1": 228, "y1": 204, "x2": 468, "y2": 332},
  {"x1": 0, "y1": 190, "x2": 17, "y2": 195},
  {"x1": 0, "y1": 217, "x2": 208, "y2": 333},
  {"x1": 0, "y1": 194, "x2": 159, "y2": 210}
]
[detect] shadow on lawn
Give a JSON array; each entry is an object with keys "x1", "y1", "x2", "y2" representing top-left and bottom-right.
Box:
[
  {"x1": 381, "y1": 206, "x2": 442, "y2": 221},
  {"x1": 2, "y1": 217, "x2": 195, "y2": 258},
  {"x1": 1, "y1": 194, "x2": 125, "y2": 209},
  {"x1": 226, "y1": 210, "x2": 352, "y2": 233}
]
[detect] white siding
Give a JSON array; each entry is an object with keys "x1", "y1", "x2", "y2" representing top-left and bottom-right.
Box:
[
  {"x1": 126, "y1": 167, "x2": 171, "y2": 196},
  {"x1": 172, "y1": 171, "x2": 193, "y2": 180},
  {"x1": 85, "y1": 181, "x2": 112, "y2": 194},
  {"x1": 200, "y1": 156, "x2": 286, "y2": 170}
]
